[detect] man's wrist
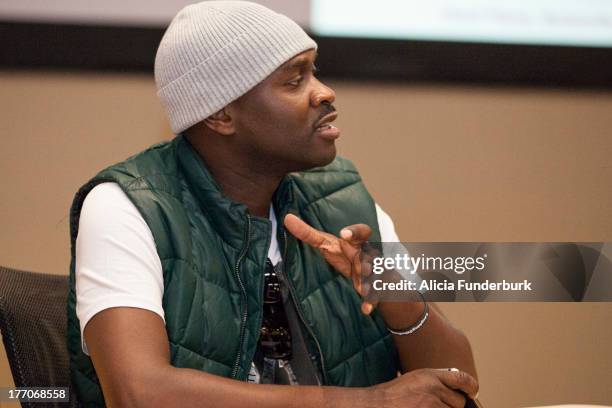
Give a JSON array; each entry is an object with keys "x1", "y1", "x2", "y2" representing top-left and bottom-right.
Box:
[
  {"x1": 378, "y1": 297, "x2": 426, "y2": 331},
  {"x1": 322, "y1": 386, "x2": 368, "y2": 408},
  {"x1": 370, "y1": 266, "x2": 426, "y2": 330}
]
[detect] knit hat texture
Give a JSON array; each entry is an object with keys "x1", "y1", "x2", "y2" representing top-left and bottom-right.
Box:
[{"x1": 155, "y1": 1, "x2": 317, "y2": 134}]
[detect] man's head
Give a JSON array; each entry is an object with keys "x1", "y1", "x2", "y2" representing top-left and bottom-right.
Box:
[{"x1": 155, "y1": 1, "x2": 339, "y2": 172}]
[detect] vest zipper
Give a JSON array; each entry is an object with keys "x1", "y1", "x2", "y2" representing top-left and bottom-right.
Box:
[
  {"x1": 279, "y1": 230, "x2": 328, "y2": 384},
  {"x1": 231, "y1": 214, "x2": 252, "y2": 379}
]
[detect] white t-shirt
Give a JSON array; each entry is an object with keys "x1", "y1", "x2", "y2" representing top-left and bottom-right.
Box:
[{"x1": 76, "y1": 182, "x2": 402, "y2": 355}]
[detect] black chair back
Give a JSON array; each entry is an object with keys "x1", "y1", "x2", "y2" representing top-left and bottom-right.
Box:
[{"x1": 0, "y1": 266, "x2": 76, "y2": 408}]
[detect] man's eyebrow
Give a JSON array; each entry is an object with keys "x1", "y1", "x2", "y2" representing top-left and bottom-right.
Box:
[{"x1": 280, "y1": 52, "x2": 318, "y2": 72}]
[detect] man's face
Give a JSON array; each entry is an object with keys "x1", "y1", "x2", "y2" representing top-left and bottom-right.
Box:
[{"x1": 228, "y1": 49, "x2": 339, "y2": 173}]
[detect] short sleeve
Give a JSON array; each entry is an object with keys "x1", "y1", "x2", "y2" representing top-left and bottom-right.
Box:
[
  {"x1": 75, "y1": 182, "x2": 165, "y2": 355},
  {"x1": 375, "y1": 203, "x2": 400, "y2": 242},
  {"x1": 375, "y1": 203, "x2": 420, "y2": 283}
]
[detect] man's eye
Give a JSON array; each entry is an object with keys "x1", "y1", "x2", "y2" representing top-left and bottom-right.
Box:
[{"x1": 287, "y1": 76, "x2": 303, "y2": 86}]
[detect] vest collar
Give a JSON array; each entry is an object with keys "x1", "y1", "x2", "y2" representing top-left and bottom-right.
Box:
[{"x1": 175, "y1": 135, "x2": 295, "y2": 248}]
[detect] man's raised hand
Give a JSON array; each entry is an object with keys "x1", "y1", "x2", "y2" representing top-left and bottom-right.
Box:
[{"x1": 283, "y1": 214, "x2": 376, "y2": 314}]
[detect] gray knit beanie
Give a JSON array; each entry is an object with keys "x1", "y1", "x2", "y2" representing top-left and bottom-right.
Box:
[{"x1": 155, "y1": 1, "x2": 317, "y2": 134}]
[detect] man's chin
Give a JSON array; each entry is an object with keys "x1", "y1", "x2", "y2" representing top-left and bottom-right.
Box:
[
  {"x1": 305, "y1": 145, "x2": 336, "y2": 170},
  {"x1": 298, "y1": 147, "x2": 337, "y2": 171},
  {"x1": 318, "y1": 148, "x2": 338, "y2": 167}
]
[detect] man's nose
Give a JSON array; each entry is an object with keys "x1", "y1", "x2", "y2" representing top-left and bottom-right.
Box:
[{"x1": 311, "y1": 80, "x2": 336, "y2": 107}]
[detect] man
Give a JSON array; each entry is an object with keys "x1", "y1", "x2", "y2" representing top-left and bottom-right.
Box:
[{"x1": 67, "y1": 2, "x2": 478, "y2": 407}]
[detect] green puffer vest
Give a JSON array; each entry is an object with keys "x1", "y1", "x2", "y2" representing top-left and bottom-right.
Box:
[{"x1": 67, "y1": 136, "x2": 399, "y2": 406}]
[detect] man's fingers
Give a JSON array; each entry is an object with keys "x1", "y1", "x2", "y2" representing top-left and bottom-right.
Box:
[
  {"x1": 361, "y1": 300, "x2": 378, "y2": 315},
  {"x1": 339, "y1": 223, "x2": 372, "y2": 244},
  {"x1": 435, "y1": 386, "x2": 466, "y2": 408},
  {"x1": 284, "y1": 214, "x2": 327, "y2": 248},
  {"x1": 285, "y1": 215, "x2": 377, "y2": 302},
  {"x1": 434, "y1": 369, "x2": 479, "y2": 400}
]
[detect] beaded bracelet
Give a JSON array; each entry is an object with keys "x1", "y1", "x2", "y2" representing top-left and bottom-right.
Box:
[{"x1": 386, "y1": 292, "x2": 429, "y2": 336}]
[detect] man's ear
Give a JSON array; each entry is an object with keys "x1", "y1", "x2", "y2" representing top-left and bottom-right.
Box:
[{"x1": 203, "y1": 108, "x2": 235, "y2": 135}]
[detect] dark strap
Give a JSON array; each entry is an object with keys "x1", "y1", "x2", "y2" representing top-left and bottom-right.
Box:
[{"x1": 252, "y1": 259, "x2": 322, "y2": 385}]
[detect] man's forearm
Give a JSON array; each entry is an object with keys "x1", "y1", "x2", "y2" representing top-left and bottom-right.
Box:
[{"x1": 378, "y1": 300, "x2": 477, "y2": 379}]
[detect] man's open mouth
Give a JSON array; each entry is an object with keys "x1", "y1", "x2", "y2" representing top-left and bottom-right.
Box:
[
  {"x1": 315, "y1": 123, "x2": 337, "y2": 131},
  {"x1": 314, "y1": 112, "x2": 338, "y2": 130}
]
